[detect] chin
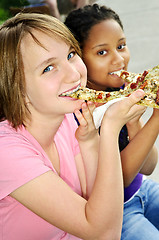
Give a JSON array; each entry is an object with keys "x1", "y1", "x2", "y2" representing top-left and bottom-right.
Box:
[
  {"x1": 70, "y1": 99, "x2": 83, "y2": 110},
  {"x1": 114, "y1": 80, "x2": 125, "y2": 88}
]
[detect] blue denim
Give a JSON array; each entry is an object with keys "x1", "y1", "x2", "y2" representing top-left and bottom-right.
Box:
[{"x1": 121, "y1": 179, "x2": 159, "y2": 240}]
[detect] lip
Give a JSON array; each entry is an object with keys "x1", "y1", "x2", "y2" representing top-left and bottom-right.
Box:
[
  {"x1": 108, "y1": 68, "x2": 124, "y2": 76},
  {"x1": 59, "y1": 83, "x2": 81, "y2": 96}
]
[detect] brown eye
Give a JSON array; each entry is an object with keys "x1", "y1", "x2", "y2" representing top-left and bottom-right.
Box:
[
  {"x1": 97, "y1": 50, "x2": 107, "y2": 56},
  {"x1": 118, "y1": 44, "x2": 126, "y2": 50}
]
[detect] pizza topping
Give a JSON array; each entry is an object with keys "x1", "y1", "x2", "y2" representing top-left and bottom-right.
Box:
[
  {"x1": 137, "y1": 70, "x2": 148, "y2": 83},
  {"x1": 114, "y1": 69, "x2": 142, "y2": 83},
  {"x1": 137, "y1": 76, "x2": 142, "y2": 82},
  {"x1": 106, "y1": 93, "x2": 111, "y2": 98},
  {"x1": 120, "y1": 71, "x2": 129, "y2": 78},
  {"x1": 155, "y1": 88, "x2": 159, "y2": 105},
  {"x1": 130, "y1": 83, "x2": 138, "y2": 89},
  {"x1": 140, "y1": 81, "x2": 148, "y2": 90},
  {"x1": 142, "y1": 70, "x2": 149, "y2": 79},
  {"x1": 97, "y1": 93, "x2": 103, "y2": 99}
]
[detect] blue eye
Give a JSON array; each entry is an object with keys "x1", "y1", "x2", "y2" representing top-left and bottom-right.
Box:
[
  {"x1": 67, "y1": 51, "x2": 75, "y2": 60},
  {"x1": 43, "y1": 65, "x2": 54, "y2": 73},
  {"x1": 97, "y1": 50, "x2": 107, "y2": 56}
]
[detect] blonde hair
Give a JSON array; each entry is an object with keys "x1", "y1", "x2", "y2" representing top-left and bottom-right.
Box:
[{"x1": 0, "y1": 13, "x2": 81, "y2": 129}]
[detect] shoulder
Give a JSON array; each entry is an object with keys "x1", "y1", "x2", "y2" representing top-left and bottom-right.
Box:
[
  {"x1": 0, "y1": 121, "x2": 52, "y2": 199},
  {"x1": 0, "y1": 120, "x2": 40, "y2": 151}
]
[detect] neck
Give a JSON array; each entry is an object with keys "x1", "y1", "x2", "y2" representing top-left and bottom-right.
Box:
[{"x1": 25, "y1": 114, "x2": 65, "y2": 151}]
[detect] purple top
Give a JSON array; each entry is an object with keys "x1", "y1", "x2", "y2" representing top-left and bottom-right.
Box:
[{"x1": 124, "y1": 173, "x2": 143, "y2": 202}]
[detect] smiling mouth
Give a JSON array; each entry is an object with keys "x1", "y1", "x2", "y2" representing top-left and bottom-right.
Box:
[
  {"x1": 59, "y1": 84, "x2": 81, "y2": 97},
  {"x1": 109, "y1": 70, "x2": 123, "y2": 76}
]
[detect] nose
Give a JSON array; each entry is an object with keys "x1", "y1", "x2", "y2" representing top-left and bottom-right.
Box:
[
  {"x1": 111, "y1": 50, "x2": 124, "y2": 67},
  {"x1": 63, "y1": 60, "x2": 80, "y2": 84}
]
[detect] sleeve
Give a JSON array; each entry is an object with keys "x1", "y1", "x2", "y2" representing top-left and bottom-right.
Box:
[{"x1": 0, "y1": 135, "x2": 52, "y2": 200}]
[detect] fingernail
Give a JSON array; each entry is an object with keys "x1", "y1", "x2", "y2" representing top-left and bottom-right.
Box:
[{"x1": 135, "y1": 90, "x2": 145, "y2": 97}]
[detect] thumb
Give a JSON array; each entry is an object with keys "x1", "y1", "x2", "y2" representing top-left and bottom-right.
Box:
[{"x1": 127, "y1": 89, "x2": 145, "y2": 106}]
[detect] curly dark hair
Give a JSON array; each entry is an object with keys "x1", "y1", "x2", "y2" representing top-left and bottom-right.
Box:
[{"x1": 65, "y1": 3, "x2": 123, "y2": 49}]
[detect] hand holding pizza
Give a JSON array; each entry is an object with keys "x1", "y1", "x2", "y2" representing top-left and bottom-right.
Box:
[
  {"x1": 101, "y1": 90, "x2": 146, "y2": 132},
  {"x1": 74, "y1": 101, "x2": 98, "y2": 143}
]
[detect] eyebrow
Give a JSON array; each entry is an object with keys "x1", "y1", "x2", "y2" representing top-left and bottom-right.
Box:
[
  {"x1": 119, "y1": 37, "x2": 126, "y2": 42},
  {"x1": 92, "y1": 37, "x2": 126, "y2": 49},
  {"x1": 36, "y1": 57, "x2": 56, "y2": 70},
  {"x1": 35, "y1": 45, "x2": 73, "y2": 70},
  {"x1": 92, "y1": 43, "x2": 108, "y2": 50}
]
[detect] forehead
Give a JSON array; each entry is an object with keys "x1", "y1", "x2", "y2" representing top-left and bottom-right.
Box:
[
  {"x1": 21, "y1": 29, "x2": 63, "y2": 49},
  {"x1": 20, "y1": 30, "x2": 70, "y2": 71},
  {"x1": 88, "y1": 19, "x2": 124, "y2": 41},
  {"x1": 20, "y1": 29, "x2": 71, "y2": 60}
]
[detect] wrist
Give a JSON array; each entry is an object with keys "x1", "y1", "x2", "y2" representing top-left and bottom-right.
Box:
[{"x1": 100, "y1": 120, "x2": 121, "y2": 137}]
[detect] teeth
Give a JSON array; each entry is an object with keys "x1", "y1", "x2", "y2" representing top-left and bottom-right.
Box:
[
  {"x1": 66, "y1": 85, "x2": 80, "y2": 94},
  {"x1": 60, "y1": 85, "x2": 80, "y2": 96},
  {"x1": 71, "y1": 85, "x2": 80, "y2": 93},
  {"x1": 110, "y1": 70, "x2": 123, "y2": 76}
]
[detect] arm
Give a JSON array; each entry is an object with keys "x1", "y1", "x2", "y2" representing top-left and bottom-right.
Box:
[
  {"x1": 10, "y1": 90, "x2": 145, "y2": 240},
  {"x1": 74, "y1": 101, "x2": 99, "y2": 198},
  {"x1": 127, "y1": 110, "x2": 158, "y2": 175},
  {"x1": 136, "y1": 108, "x2": 159, "y2": 175},
  {"x1": 121, "y1": 108, "x2": 159, "y2": 187},
  {"x1": 126, "y1": 114, "x2": 143, "y2": 140}
]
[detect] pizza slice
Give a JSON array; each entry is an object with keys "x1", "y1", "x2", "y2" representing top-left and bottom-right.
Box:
[
  {"x1": 115, "y1": 64, "x2": 159, "y2": 108},
  {"x1": 114, "y1": 64, "x2": 159, "y2": 85},
  {"x1": 60, "y1": 64, "x2": 159, "y2": 109},
  {"x1": 113, "y1": 70, "x2": 145, "y2": 84},
  {"x1": 60, "y1": 85, "x2": 125, "y2": 103}
]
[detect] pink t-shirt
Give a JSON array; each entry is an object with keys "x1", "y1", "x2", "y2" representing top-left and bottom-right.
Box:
[{"x1": 0, "y1": 114, "x2": 82, "y2": 240}]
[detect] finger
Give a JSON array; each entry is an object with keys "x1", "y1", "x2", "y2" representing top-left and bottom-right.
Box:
[
  {"x1": 74, "y1": 109, "x2": 87, "y2": 127},
  {"x1": 127, "y1": 104, "x2": 146, "y2": 119},
  {"x1": 126, "y1": 89, "x2": 145, "y2": 107},
  {"x1": 81, "y1": 102, "x2": 92, "y2": 120},
  {"x1": 87, "y1": 101, "x2": 96, "y2": 114},
  {"x1": 94, "y1": 102, "x2": 104, "y2": 107},
  {"x1": 81, "y1": 102, "x2": 95, "y2": 129}
]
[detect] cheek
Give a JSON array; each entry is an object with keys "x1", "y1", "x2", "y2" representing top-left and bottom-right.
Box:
[
  {"x1": 84, "y1": 57, "x2": 97, "y2": 71},
  {"x1": 27, "y1": 80, "x2": 56, "y2": 102},
  {"x1": 81, "y1": 62, "x2": 87, "y2": 77},
  {"x1": 78, "y1": 60, "x2": 88, "y2": 84},
  {"x1": 87, "y1": 60, "x2": 107, "y2": 77},
  {"x1": 124, "y1": 51, "x2": 130, "y2": 68},
  {"x1": 77, "y1": 55, "x2": 87, "y2": 71}
]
